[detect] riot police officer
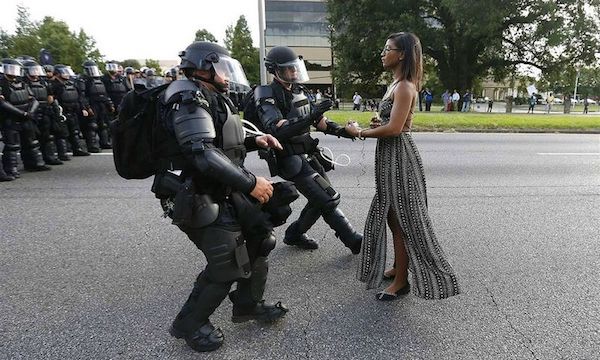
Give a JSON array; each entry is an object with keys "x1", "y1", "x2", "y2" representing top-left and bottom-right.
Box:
[
  {"x1": 51, "y1": 65, "x2": 90, "y2": 158},
  {"x1": 22, "y1": 60, "x2": 63, "y2": 165},
  {"x1": 153, "y1": 42, "x2": 288, "y2": 352},
  {"x1": 101, "y1": 61, "x2": 128, "y2": 111},
  {"x1": 252, "y1": 46, "x2": 362, "y2": 253},
  {"x1": 0, "y1": 58, "x2": 51, "y2": 175},
  {"x1": 79, "y1": 60, "x2": 114, "y2": 151}
]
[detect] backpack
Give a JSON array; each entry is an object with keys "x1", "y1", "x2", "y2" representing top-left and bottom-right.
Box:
[
  {"x1": 110, "y1": 83, "x2": 170, "y2": 179},
  {"x1": 242, "y1": 86, "x2": 265, "y2": 131}
]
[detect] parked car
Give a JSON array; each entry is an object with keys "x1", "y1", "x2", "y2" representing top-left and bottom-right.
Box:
[{"x1": 553, "y1": 97, "x2": 563, "y2": 104}]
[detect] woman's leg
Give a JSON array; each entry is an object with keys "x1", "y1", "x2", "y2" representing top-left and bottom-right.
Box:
[{"x1": 383, "y1": 209, "x2": 409, "y2": 292}]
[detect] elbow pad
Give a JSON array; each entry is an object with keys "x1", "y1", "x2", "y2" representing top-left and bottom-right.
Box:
[{"x1": 193, "y1": 147, "x2": 256, "y2": 194}]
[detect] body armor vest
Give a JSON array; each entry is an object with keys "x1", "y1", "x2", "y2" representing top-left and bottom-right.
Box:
[
  {"x1": 7, "y1": 82, "x2": 31, "y2": 111},
  {"x1": 86, "y1": 78, "x2": 108, "y2": 101},
  {"x1": 106, "y1": 76, "x2": 128, "y2": 102},
  {"x1": 58, "y1": 81, "x2": 80, "y2": 109},
  {"x1": 220, "y1": 99, "x2": 246, "y2": 166},
  {"x1": 26, "y1": 80, "x2": 49, "y2": 107}
]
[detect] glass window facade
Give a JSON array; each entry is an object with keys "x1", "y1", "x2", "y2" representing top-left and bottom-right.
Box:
[
  {"x1": 265, "y1": 0, "x2": 330, "y2": 48},
  {"x1": 265, "y1": 0, "x2": 333, "y2": 86}
]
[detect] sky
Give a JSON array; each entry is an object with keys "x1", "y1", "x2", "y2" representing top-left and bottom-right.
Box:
[{"x1": 1, "y1": 0, "x2": 261, "y2": 61}]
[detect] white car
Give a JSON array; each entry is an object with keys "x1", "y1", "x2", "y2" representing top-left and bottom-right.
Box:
[
  {"x1": 583, "y1": 98, "x2": 597, "y2": 104},
  {"x1": 553, "y1": 98, "x2": 564, "y2": 104}
]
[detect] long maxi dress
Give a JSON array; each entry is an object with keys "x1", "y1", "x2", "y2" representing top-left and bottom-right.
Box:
[{"x1": 357, "y1": 96, "x2": 461, "y2": 300}]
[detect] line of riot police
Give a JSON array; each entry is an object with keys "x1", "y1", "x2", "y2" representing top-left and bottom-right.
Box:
[{"x1": 0, "y1": 57, "x2": 181, "y2": 182}]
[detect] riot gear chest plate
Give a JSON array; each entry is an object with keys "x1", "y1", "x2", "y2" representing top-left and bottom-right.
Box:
[
  {"x1": 27, "y1": 80, "x2": 49, "y2": 106},
  {"x1": 107, "y1": 77, "x2": 127, "y2": 95},
  {"x1": 220, "y1": 97, "x2": 246, "y2": 166},
  {"x1": 86, "y1": 78, "x2": 108, "y2": 99},
  {"x1": 7, "y1": 81, "x2": 31, "y2": 110},
  {"x1": 58, "y1": 81, "x2": 80, "y2": 107}
]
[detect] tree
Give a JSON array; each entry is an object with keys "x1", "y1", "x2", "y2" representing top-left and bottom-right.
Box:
[
  {"x1": 328, "y1": 0, "x2": 600, "y2": 94},
  {"x1": 224, "y1": 16, "x2": 260, "y2": 85},
  {"x1": 145, "y1": 59, "x2": 162, "y2": 74},
  {"x1": 1, "y1": 5, "x2": 103, "y2": 73},
  {"x1": 195, "y1": 29, "x2": 217, "y2": 42},
  {"x1": 121, "y1": 59, "x2": 142, "y2": 69}
]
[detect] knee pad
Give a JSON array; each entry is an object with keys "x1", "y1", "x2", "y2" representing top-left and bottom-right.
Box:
[
  {"x1": 258, "y1": 232, "x2": 276, "y2": 257},
  {"x1": 198, "y1": 227, "x2": 251, "y2": 283},
  {"x1": 294, "y1": 172, "x2": 340, "y2": 210}
]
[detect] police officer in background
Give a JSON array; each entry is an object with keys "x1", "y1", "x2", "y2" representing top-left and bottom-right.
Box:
[
  {"x1": 22, "y1": 59, "x2": 64, "y2": 165},
  {"x1": 101, "y1": 61, "x2": 128, "y2": 111},
  {"x1": 51, "y1": 65, "x2": 90, "y2": 158},
  {"x1": 0, "y1": 58, "x2": 51, "y2": 176},
  {"x1": 252, "y1": 46, "x2": 362, "y2": 253},
  {"x1": 79, "y1": 60, "x2": 114, "y2": 151},
  {"x1": 152, "y1": 41, "x2": 288, "y2": 352}
]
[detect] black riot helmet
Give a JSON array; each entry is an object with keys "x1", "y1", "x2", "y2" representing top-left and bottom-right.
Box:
[
  {"x1": 178, "y1": 41, "x2": 249, "y2": 90},
  {"x1": 2, "y1": 58, "x2": 23, "y2": 79},
  {"x1": 105, "y1": 61, "x2": 119, "y2": 75},
  {"x1": 22, "y1": 60, "x2": 46, "y2": 78},
  {"x1": 124, "y1": 66, "x2": 134, "y2": 76},
  {"x1": 82, "y1": 60, "x2": 102, "y2": 77},
  {"x1": 265, "y1": 46, "x2": 309, "y2": 84},
  {"x1": 54, "y1": 64, "x2": 76, "y2": 80}
]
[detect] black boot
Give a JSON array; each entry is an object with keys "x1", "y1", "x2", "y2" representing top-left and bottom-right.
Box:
[
  {"x1": 85, "y1": 130, "x2": 101, "y2": 153},
  {"x1": 229, "y1": 257, "x2": 288, "y2": 323},
  {"x1": 98, "y1": 128, "x2": 112, "y2": 149},
  {"x1": 56, "y1": 139, "x2": 71, "y2": 161},
  {"x1": 170, "y1": 321, "x2": 224, "y2": 353},
  {"x1": 283, "y1": 206, "x2": 321, "y2": 250},
  {"x1": 0, "y1": 163, "x2": 15, "y2": 181},
  {"x1": 170, "y1": 272, "x2": 231, "y2": 352},
  {"x1": 2, "y1": 146, "x2": 20, "y2": 178},
  {"x1": 41, "y1": 139, "x2": 63, "y2": 165},
  {"x1": 23, "y1": 142, "x2": 51, "y2": 171},
  {"x1": 322, "y1": 207, "x2": 363, "y2": 254}
]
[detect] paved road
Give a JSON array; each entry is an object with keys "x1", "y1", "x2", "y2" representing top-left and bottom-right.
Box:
[{"x1": 1, "y1": 133, "x2": 599, "y2": 360}]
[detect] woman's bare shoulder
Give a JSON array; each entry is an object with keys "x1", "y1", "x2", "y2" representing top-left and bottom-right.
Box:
[{"x1": 393, "y1": 80, "x2": 416, "y2": 97}]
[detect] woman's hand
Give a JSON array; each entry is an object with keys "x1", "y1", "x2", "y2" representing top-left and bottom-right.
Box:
[
  {"x1": 344, "y1": 121, "x2": 362, "y2": 137},
  {"x1": 370, "y1": 116, "x2": 382, "y2": 129}
]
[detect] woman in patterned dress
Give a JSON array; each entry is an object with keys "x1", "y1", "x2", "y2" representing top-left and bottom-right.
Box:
[{"x1": 345, "y1": 32, "x2": 460, "y2": 301}]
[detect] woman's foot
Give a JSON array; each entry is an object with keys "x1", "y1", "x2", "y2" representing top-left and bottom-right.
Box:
[
  {"x1": 375, "y1": 282, "x2": 410, "y2": 301},
  {"x1": 383, "y1": 268, "x2": 395, "y2": 280}
]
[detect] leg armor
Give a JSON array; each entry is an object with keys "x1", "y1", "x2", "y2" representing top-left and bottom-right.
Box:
[
  {"x1": 20, "y1": 129, "x2": 50, "y2": 171},
  {"x1": 1, "y1": 126, "x2": 21, "y2": 178}
]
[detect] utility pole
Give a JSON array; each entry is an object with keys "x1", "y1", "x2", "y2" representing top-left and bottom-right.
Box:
[{"x1": 258, "y1": 0, "x2": 267, "y2": 85}]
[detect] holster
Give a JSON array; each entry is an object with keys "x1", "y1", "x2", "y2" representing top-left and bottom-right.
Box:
[
  {"x1": 280, "y1": 134, "x2": 319, "y2": 156},
  {"x1": 258, "y1": 148, "x2": 279, "y2": 177},
  {"x1": 171, "y1": 177, "x2": 219, "y2": 228},
  {"x1": 313, "y1": 148, "x2": 334, "y2": 172}
]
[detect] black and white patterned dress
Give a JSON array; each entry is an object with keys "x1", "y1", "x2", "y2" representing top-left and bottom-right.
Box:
[{"x1": 357, "y1": 97, "x2": 461, "y2": 299}]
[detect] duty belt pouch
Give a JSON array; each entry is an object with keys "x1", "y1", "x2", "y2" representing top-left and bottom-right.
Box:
[
  {"x1": 259, "y1": 148, "x2": 279, "y2": 177},
  {"x1": 314, "y1": 148, "x2": 334, "y2": 172},
  {"x1": 190, "y1": 194, "x2": 219, "y2": 228},
  {"x1": 171, "y1": 178, "x2": 195, "y2": 226},
  {"x1": 151, "y1": 171, "x2": 183, "y2": 199}
]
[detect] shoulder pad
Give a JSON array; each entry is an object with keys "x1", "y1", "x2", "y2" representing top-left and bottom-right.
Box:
[
  {"x1": 164, "y1": 79, "x2": 201, "y2": 103},
  {"x1": 254, "y1": 85, "x2": 274, "y2": 100}
]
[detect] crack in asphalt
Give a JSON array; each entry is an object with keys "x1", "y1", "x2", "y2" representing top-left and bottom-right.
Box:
[{"x1": 481, "y1": 280, "x2": 539, "y2": 360}]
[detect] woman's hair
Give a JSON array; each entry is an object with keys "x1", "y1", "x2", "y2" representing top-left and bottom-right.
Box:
[{"x1": 387, "y1": 32, "x2": 423, "y2": 90}]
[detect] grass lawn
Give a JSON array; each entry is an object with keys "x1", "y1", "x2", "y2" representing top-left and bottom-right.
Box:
[{"x1": 326, "y1": 110, "x2": 600, "y2": 132}]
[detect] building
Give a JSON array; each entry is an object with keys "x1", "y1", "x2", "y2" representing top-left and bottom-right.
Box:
[{"x1": 265, "y1": 0, "x2": 333, "y2": 93}]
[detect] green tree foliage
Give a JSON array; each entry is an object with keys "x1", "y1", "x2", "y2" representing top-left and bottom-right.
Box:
[
  {"x1": 328, "y1": 0, "x2": 600, "y2": 94},
  {"x1": 121, "y1": 59, "x2": 142, "y2": 70},
  {"x1": 224, "y1": 16, "x2": 260, "y2": 85},
  {"x1": 195, "y1": 29, "x2": 217, "y2": 42},
  {"x1": 0, "y1": 5, "x2": 102, "y2": 73},
  {"x1": 145, "y1": 59, "x2": 162, "y2": 74}
]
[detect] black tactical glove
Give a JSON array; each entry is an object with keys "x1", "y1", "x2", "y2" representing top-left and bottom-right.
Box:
[{"x1": 309, "y1": 99, "x2": 333, "y2": 123}]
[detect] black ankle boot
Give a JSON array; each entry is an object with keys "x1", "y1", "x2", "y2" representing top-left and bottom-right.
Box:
[
  {"x1": 283, "y1": 232, "x2": 319, "y2": 250},
  {"x1": 231, "y1": 299, "x2": 288, "y2": 323},
  {"x1": 170, "y1": 321, "x2": 224, "y2": 352}
]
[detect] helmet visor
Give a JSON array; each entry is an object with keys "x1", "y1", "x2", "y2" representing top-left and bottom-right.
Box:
[
  {"x1": 3, "y1": 63, "x2": 22, "y2": 77},
  {"x1": 275, "y1": 58, "x2": 309, "y2": 83},
  {"x1": 26, "y1": 65, "x2": 45, "y2": 77},
  {"x1": 86, "y1": 66, "x2": 102, "y2": 77},
  {"x1": 106, "y1": 63, "x2": 119, "y2": 72},
  {"x1": 57, "y1": 66, "x2": 76, "y2": 78},
  {"x1": 212, "y1": 55, "x2": 250, "y2": 88}
]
